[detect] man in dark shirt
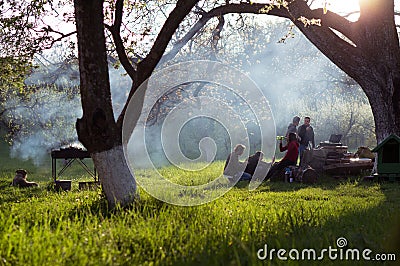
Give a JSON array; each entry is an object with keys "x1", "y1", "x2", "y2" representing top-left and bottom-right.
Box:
[{"x1": 297, "y1": 116, "x2": 315, "y2": 166}]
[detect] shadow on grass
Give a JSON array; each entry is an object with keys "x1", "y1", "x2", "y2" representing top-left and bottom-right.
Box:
[
  {"x1": 65, "y1": 189, "x2": 173, "y2": 222},
  {"x1": 250, "y1": 174, "x2": 393, "y2": 193},
  {"x1": 168, "y1": 182, "x2": 400, "y2": 266}
]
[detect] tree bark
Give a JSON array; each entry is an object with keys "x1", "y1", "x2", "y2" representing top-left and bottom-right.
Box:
[
  {"x1": 74, "y1": 0, "x2": 136, "y2": 207},
  {"x1": 91, "y1": 145, "x2": 136, "y2": 206},
  {"x1": 358, "y1": 72, "x2": 400, "y2": 143},
  {"x1": 74, "y1": 0, "x2": 199, "y2": 206}
]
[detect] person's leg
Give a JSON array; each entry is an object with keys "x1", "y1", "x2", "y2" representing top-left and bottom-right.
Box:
[
  {"x1": 280, "y1": 159, "x2": 295, "y2": 168},
  {"x1": 266, "y1": 160, "x2": 296, "y2": 180},
  {"x1": 240, "y1": 172, "x2": 252, "y2": 181},
  {"x1": 265, "y1": 162, "x2": 280, "y2": 180},
  {"x1": 299, "y1": 144, "x2": 306, "y2": 166}
]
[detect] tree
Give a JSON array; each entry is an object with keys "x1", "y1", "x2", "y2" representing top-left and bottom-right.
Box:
[
  {"x1": 73, "y1": 0, "x2": 200, "y2": 206},
  {"x1": 0, "y1": 0, "x2": 68, "y2": 132},
  {"x1": 0, "y1": 57, "x2": 30, "y2": 130}
]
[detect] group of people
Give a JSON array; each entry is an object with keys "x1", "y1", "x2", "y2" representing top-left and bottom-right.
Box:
[
  {"x1": 223, "y1": 144, "x2": 266, "y2": 182},
  {"x1": 223, "y1": 116, "x2": 315, "y2": 182}
]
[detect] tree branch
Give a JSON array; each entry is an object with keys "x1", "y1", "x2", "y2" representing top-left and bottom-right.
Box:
[
  {"x1": 137, "y1": 0, "x2": 200, "y2": 83},
  {"x1": 307, "y1": 8, "x2": 357, "y2": 42},
  {"x1": 106, "y1": 0, "x2": 136, "y2": 80},
  {"x1": 34, "y1": 26, "x2": 77, "y2": 49},
  {"x1": 287, "y1": 0, "x2": 365, "y2": 81},
  {"x1": 211, "y1": 15, "x2": 225, "y2": 56},
  {"x1": 160, "y1": 2, "x2": 292, "y2": 65},
  {"x1": 161, "y1": 1, "x2": 361, "y2": 75},
  {"x1": 116, "y1": 0, "x2": 200, "y2": 128}
]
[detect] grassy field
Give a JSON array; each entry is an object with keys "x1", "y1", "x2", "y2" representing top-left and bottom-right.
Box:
[{"x1": 0, "y1": 142, "x2": 399, "y2": 265}]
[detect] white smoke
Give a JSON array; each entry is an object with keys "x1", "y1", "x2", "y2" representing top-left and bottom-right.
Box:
[{"x1": 5, "y1": 63, "x2": 131, "y2": 165}]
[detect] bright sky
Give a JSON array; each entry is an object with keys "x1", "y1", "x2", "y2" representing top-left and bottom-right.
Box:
[
  {"x1": 250, "y1": 0, "x2": 361, "y2": 21},
  {"x1": 314, "y1": 0, "x2": 360, "y2": 21},
  {"x1": 322, "y1": 0, "x2": 360, "y2": 13}
]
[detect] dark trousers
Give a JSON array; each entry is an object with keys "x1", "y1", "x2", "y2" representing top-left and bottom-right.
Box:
[
  {"x1": 265, "y1": 159, "x2": 296, "y2": 180},
  {"x1": 299, "y1": 144, "x2": 307, "y2": 166}
]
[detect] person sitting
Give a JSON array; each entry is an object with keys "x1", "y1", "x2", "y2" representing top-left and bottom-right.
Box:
[
  {"x1": 12, "y1": 169, "x2": 39, "y2": 188},
  {"x1": 244, "y1": 151, "x2": 273, "y2": 181},
  {"x1": 265, "y1": 133, "x2": 299, "y2": 180},
  {"x1": 223, "y1": 144, "x2": 252, "y2": 182},
  {"x1": 245, "y1": 151, "x2": 264, "y2": 176}
]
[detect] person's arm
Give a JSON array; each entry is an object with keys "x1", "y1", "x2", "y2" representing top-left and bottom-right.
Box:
[
  {"x1": 298, "y1": 125, "x2": 305, "y2": 141},
  {"x1": 279, "y1": 141, "x2": 288, "y2": 152},
  {"x1": 224, "y1": 154, "x2": 231, "y2": 171},
  {"x1": 286, "y1": 124, "x2": 293, "y2": 137},
  {"x1": 239, "y1": 158, "x2": 248, "y2": 167},
  {"x1": 311, "y1": 128, "x2": 315, "y2": 147}
]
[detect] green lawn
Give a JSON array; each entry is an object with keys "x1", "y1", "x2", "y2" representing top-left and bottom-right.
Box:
[{"x1": 0, "y1": 141, "x2": 399, "y2": 265}]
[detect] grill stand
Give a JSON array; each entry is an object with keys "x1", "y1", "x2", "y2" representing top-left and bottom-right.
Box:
[{"x1": 51, "y1": 148, "x2": 98, "y2": 183}]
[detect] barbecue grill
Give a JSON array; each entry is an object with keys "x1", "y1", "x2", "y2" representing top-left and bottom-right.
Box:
[{"x1": 51, "y1": 147, "x2": 97, "y2": 182}]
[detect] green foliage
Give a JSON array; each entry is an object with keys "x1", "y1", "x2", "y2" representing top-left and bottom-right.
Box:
[
  {"x1": 0, "y1": 159, "x2": 399, "y2": 265},
  {"x1": 0, "y1": 57, "x2": 30, "y2": 95},
  {"x1": 0, "y1": 1, "x2": 66, "y2": 134},
  {"x1": 0, "y1": 57, "x2": 32, "y2": 133},
  {"x1": 0, "y1": 0, "x2": 53, "y2": 58}
]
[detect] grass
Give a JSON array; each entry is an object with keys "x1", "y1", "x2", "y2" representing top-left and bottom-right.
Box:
[{"x1": 0, "y1": 141, "x2": 399, "y2": 265}]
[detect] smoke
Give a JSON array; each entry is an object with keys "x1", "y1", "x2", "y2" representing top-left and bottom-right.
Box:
[
  {"x1": 5, "y1": 62, "x2": 131, "y2": 165},
  {"x1": 6, "y1": 16, "x2": 374, "y2": 167},
  {"x1": 124, "y1": 60, "x2": 276, "y2": 170}
]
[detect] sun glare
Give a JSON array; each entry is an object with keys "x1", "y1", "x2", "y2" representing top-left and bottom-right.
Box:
[
  {"x1": 253, "y1": 1, "x2": 361, "y2": 20},
  {"x1": 323, "y1": 0, "x2": 360, "y2": 14}
]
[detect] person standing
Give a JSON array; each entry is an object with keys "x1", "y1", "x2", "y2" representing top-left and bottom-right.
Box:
[
  {"x1": 297, "y1": 116, "x2": 315, "y2": 165},
  {"x1": 286, "y1": 116, "x2": 300, "y2": 138}
]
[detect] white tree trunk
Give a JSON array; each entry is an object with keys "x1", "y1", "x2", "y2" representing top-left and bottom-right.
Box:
[{"x1": 91, "y1": 145, "x2": 137, "y2": 207}]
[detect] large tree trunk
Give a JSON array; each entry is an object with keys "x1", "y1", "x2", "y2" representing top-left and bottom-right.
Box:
[
  {"x1": 355, "y1": 0, "x2": 400, "y2": 143},
  {"x1": 358, "y1": 75, "x2": 400, "y2": 143},
  {"x1": 91, "y1": 146, "x2": 136, "y2": 206},
  {"x1": 74, "y1": 0, "x2": 136, "y2": 207}
]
